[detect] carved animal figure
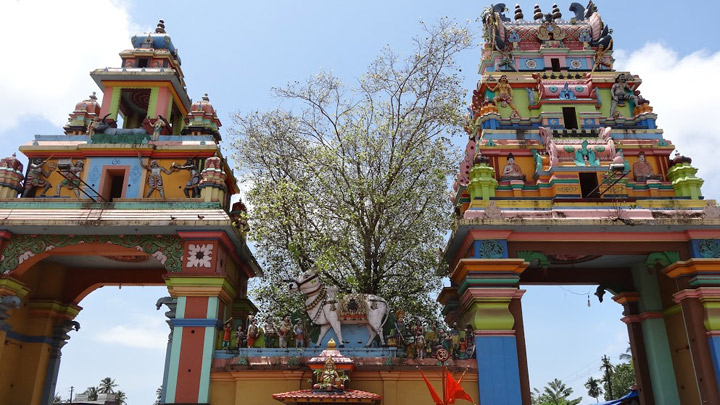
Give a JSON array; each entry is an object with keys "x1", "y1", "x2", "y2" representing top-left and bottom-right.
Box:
[
  {"x1": 288, "y1": 270, "x2": 389, "y2": 347},
  {"x1": 94, "y1": 114, "x2": 149, "y2": 136}
]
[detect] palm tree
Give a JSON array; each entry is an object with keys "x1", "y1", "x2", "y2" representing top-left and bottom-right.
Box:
[
  {"x1": 98, "y1": 377, "x2": 117, "y2": 394},
  {"x1": 537, "y1": 378, "x2": 582, "y2": 405},
  {"x1": 585, "y1": 377, "x2": 603, "y2": 403},
  {"x1": 619, "y1": 346, "x2": 632, "y2": 362},
  {"x1": 115, "y1": 390, "x2": 127, "y2": 404},
  {"x1": 601, "y1": 355, "x2": 614, "y2": 399},
  {"x1": 83, "y1": 386, "x2": 98, "y2": 401}
]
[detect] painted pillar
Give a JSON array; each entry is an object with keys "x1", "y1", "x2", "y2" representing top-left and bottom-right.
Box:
[
  {"x1": 156, "y1": 297, "x2": 178, "y2": 404},
  {"x1": 164, "y1": 276, "x2": 236, "y2": 405},
  {"x1": 664, "y1": 259, "x2": 720, "y2": 403},
  {"x1": 450, "y1": 257, "x2": 528, "y2": 405},
  {"x1": 612, "y1": 292, "x2": 655, "y2": 404},
  {"x1": 630, "y1": 264, "x2": 681, "y2": 404}
]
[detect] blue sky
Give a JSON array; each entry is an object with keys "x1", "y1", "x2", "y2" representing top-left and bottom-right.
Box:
[{"x1": 2, "y1": 1, "x2": 720, "y2": 403}]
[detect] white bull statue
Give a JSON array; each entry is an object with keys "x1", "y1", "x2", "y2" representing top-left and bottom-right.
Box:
[{"x1": 288, "y1": 270, "x2": 389, "y2": 347}]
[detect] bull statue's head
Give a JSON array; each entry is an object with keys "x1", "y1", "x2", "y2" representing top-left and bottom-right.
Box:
[
  {"x1": 93, "y1": 114, "x2": 112, "y2": 134},
  {"x1": 287, "y1": 270, "x2": 320, "y2": 295}
]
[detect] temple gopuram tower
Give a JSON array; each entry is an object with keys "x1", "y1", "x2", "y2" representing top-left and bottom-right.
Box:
[
  {"x1": 440, "y1": 2, "x2": 720, "y2": 405},
  {"x1": 0, "y1": 21, "x2": 259, "y2": 405}
]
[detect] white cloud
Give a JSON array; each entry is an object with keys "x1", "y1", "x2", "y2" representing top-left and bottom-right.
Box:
[
  {"x1": 615, "y1": 43, "x2": 720, "y2": 200},
  {"x1": 94, "y1": 313, "x2": 169, "y2": 350},
  {"x1": 0, "y1": 0, "x2": 134, "y2": 133}
]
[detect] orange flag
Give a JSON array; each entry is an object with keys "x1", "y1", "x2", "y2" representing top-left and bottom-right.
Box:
[
  {"x1": 445, "y1": 370, "x2": 474, "y2": 404},
  {"x1": 418, "y1": 368, "x2": 443, "y2": 405}
]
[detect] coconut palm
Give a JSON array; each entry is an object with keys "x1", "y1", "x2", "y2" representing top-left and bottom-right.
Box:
[
  {"x1": 98, "y1": 377, "x2": 117, "y2": 394},
  {"x1": 82, "y1": 386, "x2": 98, "y2": 401},
  {"x1": 585, "y1": 377, "x2": 603, "y2": 403},
  {"x1": 534, "y1": 378, "x2": 582, "y2": 405},
  {"x1": 601, "y1": 355, "x2": 614, "y2": 399},
  {"x1": 619, "y1": 346, "x2": 632, "y2": 362},
  {"x1": 115, "y1": 390, "x2": 127, "y2": 404}
]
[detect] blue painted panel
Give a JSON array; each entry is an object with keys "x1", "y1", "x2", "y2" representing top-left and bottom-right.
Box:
[
  {"x1": 472, "y1": 240, "x2": 508, "y2": 259},
  {"x1": 567, "y1": 58, "x2": 589, "y2": 70},
  {"x1": 476, "y1": 335, "x2": 522, "y2": 405},
  {"x1": 171, "y1": 318, "x2": 222, "y2": 328},
  {"x1": 85, "y1": 157, "x2": 143, "y2": 199},
  {"x1": 708, "y1": 336, "x2": 720, "y2": 390},
  {"x1": 518, "y1": 58, "x2": 544, "y2": 70},
  {"x1": 316, "y1": 323, "x2": 379, "y2": 348}
]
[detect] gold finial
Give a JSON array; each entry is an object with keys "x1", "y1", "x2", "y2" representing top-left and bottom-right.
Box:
[{"x1": 327, "y1": 337, "x2": 336, "y2": 350}]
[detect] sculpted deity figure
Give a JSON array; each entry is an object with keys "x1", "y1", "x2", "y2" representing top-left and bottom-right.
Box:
[
  {"x1": 264, "y1": 316, "x2": 278, "y2": 348},
  {"x1": 55, "y1": 160, "x2": 84, "y2": 198},
  {"x1": 313, "y1": 356, "x2": 345, "y2": 391},
  {"x1": 496, "y1": 45, "x2": 518, "y2": 72},
  {"x1": 278, "y1": 315, "x2": 292, "y2": 348},
  {"x1": 591, "y1": 42, "x2": 613, "y2": 72},
  {"x1": 138, "y1": 152, "x2": 176, "y2": 198},
  {"x1": 609, "y1": 73, "x2": 640, "y2": 118},
  {"x1": 152, "y1": 116, "x2": 167, "y2": 141},
  {"x1": 235, "y1": 324, "x2": 245, "y2": 349},
  {"x1": 293, "y1": 319, "x2": 306, "y2": 348},
  {"x1": 633, "y1": 152, "x2": 662, "y2": 181},
  {"x1": 501, "y1": 153, "x2": 525, "y2": 180},
  {"x1": 247, "y1": 317, "x2": 259, "y2": 348},
  {"x1": 486, "y1": 75, "x2": 521, "y2": 118},
  {"x1": 222, "y1": 320, "x2": 232, "y2": 349},
  {"x1": 176, "y1": 158, "x2": 202, "y2": 198},
  {"x1": 412, "y1": 320, "x2": 426, "y2": 359},
  {"x1": 22, "y1": 158, "x2": 54, "y2": 198}
]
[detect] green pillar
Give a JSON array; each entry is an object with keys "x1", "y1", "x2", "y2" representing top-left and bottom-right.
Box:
[{"x1": 467, "y1": 164, "x2": 498, "y2": 201}]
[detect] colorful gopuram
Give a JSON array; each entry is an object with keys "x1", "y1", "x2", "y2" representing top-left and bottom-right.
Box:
[
  {"x1": 0, "y1": 21, "x2": 259, "y2": 405},
  {"x1": 440, "y1": 2, "x2": 720, "y2": 405}
]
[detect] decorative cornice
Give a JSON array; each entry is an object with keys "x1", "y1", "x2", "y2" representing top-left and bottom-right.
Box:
[
  {"x1": 620, "y1": 312, "x2": 663, "y2": 324},
  {"x1": 673, "y1": 287, "x2": 720, "y2": 304},
  {"x1": 612, "y1": 292, "x2": 640, "y2": 305},
  {"x1": 165, "y1": 275, "x2": 236, "y2": 303},
  {"x1": 450, "y1": 258, "x2": 528, "y2": 284},
  {"x1": 27, "y1": 300, "x2": 82, "y2": 320},
  {"x1": 663, "y1": 259, "x2": 720, "y2": 280}
]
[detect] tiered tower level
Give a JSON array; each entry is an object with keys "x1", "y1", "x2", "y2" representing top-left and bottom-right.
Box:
[
  {"x1": 441, "y1": 3, "x2": 720, "y2": 405},
  {"x1": 0, "y1": 21, "x2": 259, "y2": 405}
]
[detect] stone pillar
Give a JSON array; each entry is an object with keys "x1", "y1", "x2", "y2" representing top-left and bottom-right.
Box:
[
  {"x1": 664, "y1": 259, "x2": 720, "y2": 404},
  {"x1": 41, "y1": 319, "x2": 80, "y2": 405},
  {"x1": 612, "y1": 292, "x2": 655, "y2": 404},
  {"x1": 163, "y1": 276, "x2": 235, "y2": 404},
  {"x1": 156, "y1": 297, "x2": 178, "y2": 404},
  {"x1": 450, "y1": 258, "x2": 528, "y2": 405}
]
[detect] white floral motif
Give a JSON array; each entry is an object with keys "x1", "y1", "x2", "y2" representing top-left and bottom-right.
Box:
[
  {"x1": 152, "y1": 251, "x2": 168, "y2": 265},
  {"x1": 186, "y1": 243, "x2": 213, "y2": 268}
]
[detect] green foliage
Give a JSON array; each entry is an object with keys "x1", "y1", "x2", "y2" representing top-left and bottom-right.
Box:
[
  {"x1": 231, "y1": 18, "x2": 474, "y2": 321},
  {"x1": 584, "y1": 376, "x2": 603, "y2": 402},
  {"x1": 603, "y1": 362, "x2": 635, "y2": 400},
  {"x1": 82, "y1": 386, "x2": 98, "y2": 400},
  {"x1": 98, "y1": 377, "x2": 117, "y2": 394},
  {"x1": 532, "y1": 378, "x2": 582, "y2": 405}
]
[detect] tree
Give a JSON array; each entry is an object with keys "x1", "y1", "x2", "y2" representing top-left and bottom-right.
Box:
[
  {"x1": 584, "y1": 376, "x2": 603, "y2": 403},
  {"x1": 533, "y1": 378, "x2": 582, "y2": 405},
  {"x1": 231, "y1": 18, "x2": 473, "y2": 319},
  {"x1": 98, "y1": 377, "x2": 117, "y2": 394},
  {"x1": 619, "y1": 345, "x2": 632, "y2": 362},
  {"x1": 82, "y1": 386, "x2": 98, "y2": 401},
  {"x1": 600, "y1": 354, "x2": 614, "y2": 399},
  {"x1": 52, "y1": 394, "x2": 63, "y2": 404},
  {"x1": 115, "y1": 390, "x2": 127, "y2": 405},
  {"x1": 603, "y1": 362, "x2": 635, "y2": 400}
]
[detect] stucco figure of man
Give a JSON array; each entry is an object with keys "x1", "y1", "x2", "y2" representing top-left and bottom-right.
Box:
[
  {"x1": 609, "y1": 73, "x2": 640, "y2": 118},
  {"x1": 176, "y1": 158, "x2": 201, "y2": 198},
  {"x1": 501, "y1": 153, "x2": 524, "y2": 180},
  {"x1": 496, "y1": 45, "x2": 518, "y2": 72},
  {"x1": 412, "y1": 320, "x2": 426, "y2": 359},
  {"x1": 633, "y1": 152, "x2": 661, "y2": 181},
  {"x1": 264, "y1": 316, "x2": 278, "y2": 348},
  {"x1": 22, "y1": 158, "x2": 54, "y2": 198},
  {"x1": 222, "y1": 320, "x2": 232, "y2": 349},
  {"x1": 235, "y1": 324, "x2": 245, "y2": 349},
  {"x1": 294, "y1": 319, "x2": 306, "y2": 348},
  {"x1": 247, "y1": 317, "x2": 259, "y2": 348},
  {"x1": 591, "y1": 42, "x2": 613, "y2": 72},
  {"x1": 138, "y1": 152, "x2": 176, "y2": 198},
  {"x1": 486, "y1": 75, "x2": 521, "y2": 117},
  {"x1": 55, "y1": 160, "x2": 84, "y2": 198},
  {"x1": 278, "y1": 315, "x2": 292, "y2": 349}
]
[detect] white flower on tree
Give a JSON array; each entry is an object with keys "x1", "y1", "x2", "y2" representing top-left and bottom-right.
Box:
[{"x1": 186, "y1": 243, "x2": 213, "y2": 268}]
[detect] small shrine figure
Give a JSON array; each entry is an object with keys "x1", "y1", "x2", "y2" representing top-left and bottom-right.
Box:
[
  {"x1": 392, "y1": 310, "x2": 407, "y2": 350},
  {"x1": 247, "y1": 317, "x2": 259, "y2": 348},
  {"x1": 412, "y1": 320, "x2": 426, "y2": 359},
  {"x1": 235, "y1": 324, "x2": 245, "y2": 349},
  {"x1": 313, "y1": 355, "x2": 346, "y2": 392},
  {"x1": 138, "y1": 152, "x2": 176, "y2": 198},
  {"x1": 496, "y1": 45, "x2": 518, "y2": 72},
  {"x1": 609, "y1": 73, "x2": 640, "y2": 118},
  {"x1": 486, "y1": 75, "x2": 521, "y2": 118},
  {"x1": 222, "y1": 319, "x2": 232, "y2": 350},
  {"x1": 22, "y1": 158, "x2": 54, "y2": 198},
  {"x1": 591, "y1": 42, "x2": 613, "y2": 72},
  {"x1": 176, "y1": 158, "x2": 202, "y2": 198},
  {"x1": 278, "y1": 315, "x2": 292, "y2": 349},
  {"x1": 501, "y1": 153, "x2": 525, "y2": 181},
  {"x1": 293, "y1": 319, "x2": 306, "y2": 348},
  {"x1": 264, "y1": 316, "x2": 278, "y2": 348},
  {"x1": 152, "y1": 116, "x2": 167, "y2": 141},
  {"x1": 55, "y1": 160, "x2": 84, "y2": 198},
  {"x1": 633, "y1": 152, "x2": 662, "y2": 182}
]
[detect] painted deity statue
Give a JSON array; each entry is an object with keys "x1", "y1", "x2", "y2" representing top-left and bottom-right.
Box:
[
  {"x1": 501, "y1": 153, "x2": 525, "y2": 180},
  {"x1": 235, "y1": 324, "x2": 245, "y2": 349},
  {"x1": 412, "y1": 320, "x2": 426, "y2": 359},
  {"x1": 392, "y1": 310, "x2": 407, "y2": 349},
  {"x1": 22, "y1": 158, "x2": 54, "y2": 198},
  {"x1": 609, "y1": 73, "x2": 640, "y2": 118},
  {"x1": 486, "y1": 75, "x2": 521, "y2": 118},
  {"x1": 247, "y1": 317, "x2": 259, "y2": 348},
  {"x1": 633, "y1": 152, "x2": 662, "y2": 182},
  {"x1": 138, "y1": 152, "x2": 176, "y2": 198},
  {"x1": 293, "y1": 319, "x2": 305, "y2": 348},
  {"x1": 591, "y1": 42, "x2": 613, "y2": 72},
  {"x1": 496, "y1": 45, "x2": 518, "y2": 72},
  {"x1": 278, "y1": 315, "x2": 292, "y2": 349},
  {"x1": 313, "y1": 356, "x2": 346, "y2": 392},
  {"x1": 264, "y1": 316, "x2": 278, "y2": 348},
  {"x1": 222, "y1": 320, "x2": 232, "y2": 349},
  {"x1": 152, "y1": 116, "x2": 167, "y2": 141},
  {"x1": 55, "y1": 160, "x2": 85, "y2": 197},
  {"x1": 176, "y1": 158, "x2": 202, "y2": 198}
]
